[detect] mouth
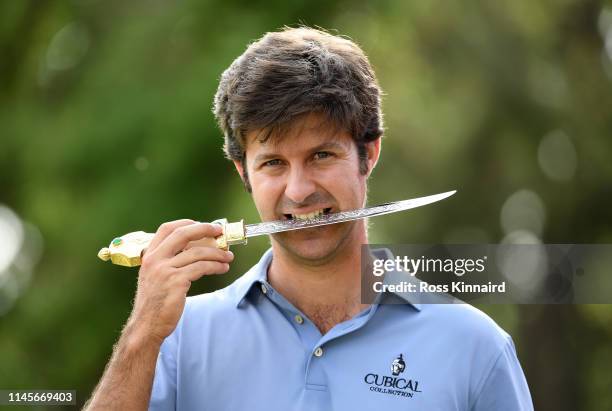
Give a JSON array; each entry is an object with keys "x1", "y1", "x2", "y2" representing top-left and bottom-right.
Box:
[{"x1": 282, "y1": 207, "x2": 333, "y2": 221}]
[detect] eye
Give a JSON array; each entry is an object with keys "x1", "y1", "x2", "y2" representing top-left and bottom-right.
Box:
[
  {"x1": 313, "y1": 151, "x2": 333, "y2": 160},
  {"x1": 263, "y1": 159, "x2": 282, "y2": 167}
]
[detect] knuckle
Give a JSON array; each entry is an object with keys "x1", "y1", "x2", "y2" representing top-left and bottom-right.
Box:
[
  {"x1": 196, "y1": 247, "x2": 213, "y2": 259},
  {"x1": 140, "y1": 254, "x2": 156, "y2": 271},
  {"x1": 203, "y1": 223, "x2": 216, "y2": 231},
  {"x1": 175, "y1": 225, "x2": 191, "y2": 238},
  {"x1": 202, "y1": 222, "x2": 220, "y2": 235},
  {"x1": 193, "y1": 261, "x2": 209, "y2": 272},
  {"x1": 168, "y1": 229, "x2": 188, "y2": 245},
  {"x1": 213, "y1": 262, "x2": 228, "y2": 273},
  {"x1": 157, "y1": 222, "x2": 173, "y2": 235},
  {"x1": 175, "y1": 277, "x2": 192, "y2": 291},
  {"x1": 170, "y1": 274, "x2": 188, "y2": 287},
  {"x1": 190, "y1": 248, "x2": 204, "y2": 261},
  {"x1": 158, "y1": 219, "x2": 194, "y2": 235},
  {"x1": 164, "y1": 265, "x2": 181, "y2": 279},
  {"x1": 198, "y1": 261, "x2": 215, "y2": 275},
  {"x1": 143, "y1": 259, "x2": 172, "y2": 278}
]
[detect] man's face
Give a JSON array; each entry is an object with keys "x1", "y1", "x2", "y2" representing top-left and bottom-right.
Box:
[{"x1": 237, "y1": 114, "x2": 378, "y2": 264}]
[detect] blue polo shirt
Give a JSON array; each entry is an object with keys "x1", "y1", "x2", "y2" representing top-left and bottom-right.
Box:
[{"x1": 149, "y1": 249, "x2": 533, "y2": 410}]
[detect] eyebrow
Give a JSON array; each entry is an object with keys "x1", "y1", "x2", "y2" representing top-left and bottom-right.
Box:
[{"x1": 253, "y1": 141, "x2": 348, "y2": 164}]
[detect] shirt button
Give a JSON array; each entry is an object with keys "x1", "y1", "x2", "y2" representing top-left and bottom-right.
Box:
[
  {"x1": 314, "y1": 347, "x2": 324, "y2": 357},
  {"x1": 294, "y1": 314, "x2": 304, "y2": 324},
  {"x1": 260, "y1": 283, "x2": 268, "y2": 294}
]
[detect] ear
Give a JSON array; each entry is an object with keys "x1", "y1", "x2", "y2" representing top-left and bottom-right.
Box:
[
  {"x1": 233, "y1": 159, "x2": 246, "y2": 182},
  {"x1": 365, "y1": 138, "x2": 382, "y2": 177}
]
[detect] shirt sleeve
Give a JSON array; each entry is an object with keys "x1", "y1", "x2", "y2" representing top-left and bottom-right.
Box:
[
  {"x1": 148, "y1": 333, "x2": 178, "y2": 411},
  {"x1": 471, "y1": 337, "x2": 534, "y2": 411}
]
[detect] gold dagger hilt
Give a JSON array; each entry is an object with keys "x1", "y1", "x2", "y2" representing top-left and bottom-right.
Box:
[{"x1": 97, "y1": 219, "x2": 247, "y2": 267}]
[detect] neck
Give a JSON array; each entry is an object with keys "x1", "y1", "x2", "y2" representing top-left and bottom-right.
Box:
[{"x1": 267, "y1": 221, "x2": 369, "y2": 334}]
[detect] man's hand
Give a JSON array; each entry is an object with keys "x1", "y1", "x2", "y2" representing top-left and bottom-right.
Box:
[
  {"x1": 129, "y1": 219, "x2": 235, "y2": 344},
  {"x1": 85, "y1": 219, "x2": 233, "y2": 411}
]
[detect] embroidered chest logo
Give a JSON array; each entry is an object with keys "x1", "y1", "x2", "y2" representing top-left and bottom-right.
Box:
[
  {"x1": 391, "y1": 354, "x2": 406, "y2": 375},
  {"x1": 363, "y1": 354, "x2": 422, "y2": 398}
]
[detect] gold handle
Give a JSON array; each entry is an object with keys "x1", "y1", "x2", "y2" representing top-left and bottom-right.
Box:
[{"x1": 97, "y1": 219, "x2": 246, "y2": 267}]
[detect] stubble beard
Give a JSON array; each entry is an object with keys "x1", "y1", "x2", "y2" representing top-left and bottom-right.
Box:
[{"x1": 271, "y1": 221, "x2": 358, "y2": 267}]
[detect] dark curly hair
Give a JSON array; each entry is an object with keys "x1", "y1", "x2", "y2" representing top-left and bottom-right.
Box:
[{"x1": 213, "y1": 27, "x2": 384, "y2": 191}]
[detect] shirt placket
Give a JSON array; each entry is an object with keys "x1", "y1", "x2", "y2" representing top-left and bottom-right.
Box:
[{"x1": 258, "y1": 281, "x2": 380, "y2": 401}]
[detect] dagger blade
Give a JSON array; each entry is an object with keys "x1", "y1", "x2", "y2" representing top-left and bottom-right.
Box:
[{"x1": 244, "y1": 190, "x2": 456, "y2": 238}]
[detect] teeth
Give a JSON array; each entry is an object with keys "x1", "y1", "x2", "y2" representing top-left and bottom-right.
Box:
[{"x1": 292, "y1": 208, "x2": 325, "y2": 220}]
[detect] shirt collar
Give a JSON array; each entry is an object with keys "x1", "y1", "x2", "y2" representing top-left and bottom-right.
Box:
[
  {"x1": 233, "y1": 247, "x2": 421, "y2": 311},
  {"x1": 233, "y1": 248, "x2": 273, "y2": 308},
  {"x1": 372, "y1": 248, "x2": 422, "y2": 311}
]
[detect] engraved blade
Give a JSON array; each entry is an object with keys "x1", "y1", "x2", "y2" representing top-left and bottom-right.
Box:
[{"x1": 244, "y1": 190, "x2": 456, "y2": 238}]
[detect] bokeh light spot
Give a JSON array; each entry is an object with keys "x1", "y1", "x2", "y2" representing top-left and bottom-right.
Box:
[
  {"x1": 500, "y1": 190, "x2": 546, "y2": 237},
  {"x1": 537, "y1": 130, "x2": 577, "y2": 182}
]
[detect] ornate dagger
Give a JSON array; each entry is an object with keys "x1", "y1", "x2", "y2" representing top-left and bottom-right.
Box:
[{"x1": 98, "y1": 190, "x2": 456, "y2": 267}]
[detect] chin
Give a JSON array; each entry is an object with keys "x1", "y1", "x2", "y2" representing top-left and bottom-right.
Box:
[{"x1": 272, "y1": 223, "x2": 354, "y2": 264}]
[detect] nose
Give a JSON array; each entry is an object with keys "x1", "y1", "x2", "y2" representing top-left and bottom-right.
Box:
[{"x1": 284, "y1": 166, "x2": 316, "y2": 204}]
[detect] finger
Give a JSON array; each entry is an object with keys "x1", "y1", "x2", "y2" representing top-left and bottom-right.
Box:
[
  {"x1": 156, "y1": 223, "x2": 223, "y2": 258},
  {"x1": 148, "y1": 219, "x2": 197, "y2": 253},
  {"x1": 169, "y1": 246, "x2": 233, "y2": 268},
  {"x1": 179, "y1": 260, "x2": 230, "y2": 282}
]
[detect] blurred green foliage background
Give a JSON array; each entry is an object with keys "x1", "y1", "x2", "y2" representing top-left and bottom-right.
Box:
[{"x1": 1, "y1": 0, "x2": 612, "y2": 409}]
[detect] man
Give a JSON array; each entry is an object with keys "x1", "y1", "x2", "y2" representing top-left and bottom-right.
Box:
[{"x1": 86, "y1": 27, "x2": 533, "y2": 410}]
